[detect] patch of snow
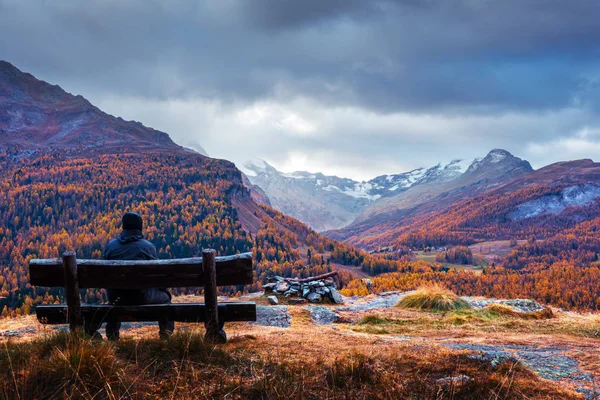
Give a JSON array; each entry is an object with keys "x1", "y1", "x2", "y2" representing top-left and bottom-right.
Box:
[
  {"x1": 242, "y1": 167, "x2": 257, "y2": 177},
  {"x1": 468, "y1": 158, "x2": 483, "y2": 171},
  {"x1": 245, "y1": 158, "x2": 268, "y2": 170},
  {"x1": 241, "y1": 158, "x2": 273, "y2": 178},
  {"x1": 281, "y1": 172, "x2": 305, "y2": 179},
  {"x1": 486, "y1": 149, "x2": 511, "y2": 165},
  {"x1": 510, "y1": 184, "x2": 600, "y2": 220}
]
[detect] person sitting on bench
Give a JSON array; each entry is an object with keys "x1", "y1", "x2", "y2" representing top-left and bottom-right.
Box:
[{"x1": 88, "y1": 212, "x2": 174, "y2": 340}]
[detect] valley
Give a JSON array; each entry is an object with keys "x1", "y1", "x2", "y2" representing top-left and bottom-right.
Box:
[{"x1": 1, "y1": 60, "x2": 600, "y2": 398}]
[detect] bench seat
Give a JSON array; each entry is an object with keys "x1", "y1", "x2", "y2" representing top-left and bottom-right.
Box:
[{"x1": 36, "y1": 302, "x2": 257, "y2": 325}]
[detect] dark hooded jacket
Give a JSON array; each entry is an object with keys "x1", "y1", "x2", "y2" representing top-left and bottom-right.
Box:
[{"x1": 103, "y1": 229, "x2": 171, "y2": 305}]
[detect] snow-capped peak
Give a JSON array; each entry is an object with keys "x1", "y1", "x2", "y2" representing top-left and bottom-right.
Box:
[
  {"x1": 488, "y1": 149, "x2": 509, "y2": 163},
  {"x1": 245, "y1": 158, "x2": 269, "y2": 170},
  {"x1": 240, "y1": 158, "x2": 272, "y2": 177}
]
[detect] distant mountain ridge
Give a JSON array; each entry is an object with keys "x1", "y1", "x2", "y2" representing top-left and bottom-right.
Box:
[
  {"x1": 0, "y1": 60, "x2": 180, "y2": 154},
  {"x1": 241, "y1": 149, "x2": 532, "y2": 231}
]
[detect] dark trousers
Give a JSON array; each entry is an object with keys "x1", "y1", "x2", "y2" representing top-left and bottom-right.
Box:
[{"x1": 87, "y1": 288, "x2": 174, "y2": 340}]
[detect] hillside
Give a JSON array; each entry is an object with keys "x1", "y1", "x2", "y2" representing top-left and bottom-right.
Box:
[
  {"x1": 0, "y1": 61, "x2": 178, "y2": 154},
  {"x1": 1, "y1": 288, "x2": 598, "y2": 399},
  {"x1": 0, "y1": 62, "x2": 398, "y2": 316},
  {"x1": 330, "y1": 160, "x2": 600, "y2": 269},
  {"x1": 328, "y1": 149, "x2": 534, "y2": 245},
  {"x1": 3, "y1": 60, "x2": 600, "y2": 318}
]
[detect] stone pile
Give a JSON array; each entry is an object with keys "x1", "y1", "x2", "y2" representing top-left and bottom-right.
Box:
[{"x1": 263, "y1": 276, "x2": 344, "y2": 304}]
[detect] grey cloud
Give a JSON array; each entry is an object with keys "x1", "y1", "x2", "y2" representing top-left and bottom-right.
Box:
[
  {"x1": 1, "y1": 0, "x2": 600, "y2": 179},
  {"x1": 2, "y1": 0, "x2": 600, "y2": 112}
]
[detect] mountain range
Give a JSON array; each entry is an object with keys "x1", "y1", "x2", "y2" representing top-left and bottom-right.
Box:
[
  {"x1": 3, "y1": 59, "x2": 600, "y2": 316},
  {"x1": 242, "y1": 149, "x2": 533, "y2": 232},
  {"x1": 0, "y1": 60, "x2": 368, "y2": 312}
]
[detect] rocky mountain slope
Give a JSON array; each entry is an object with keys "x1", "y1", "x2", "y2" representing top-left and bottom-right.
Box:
[
  {"x1": 0, "y1": 60, "x2": 179, "y2": 154},
  {"x1": 241, "y1": 156, "x2": 489, "y2": 231},
  {"x1": 243, "y1": 149, "x2": 532, "y2": 233},
  {"x1": 0, "y1": 61, "x2": 367, "y2": 314},
  {"x1": 331, "y1": 158, "x2": 600, "y2": 252}
]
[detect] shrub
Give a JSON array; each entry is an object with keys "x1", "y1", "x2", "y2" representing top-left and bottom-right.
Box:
[{"x1": 397, "y1": 286, "x2": 472, "y2": 312}]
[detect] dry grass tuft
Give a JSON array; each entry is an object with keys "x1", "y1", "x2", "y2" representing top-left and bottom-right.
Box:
[
  {"x1": 484, "y1": 304, "x2": 554, "y2": 320},
  {"x1": 0, "y1": 327, "x2": 580, "y2": 399},
  {"x1": 397, "y1": 285, "x2": 472, "y2": 312}
]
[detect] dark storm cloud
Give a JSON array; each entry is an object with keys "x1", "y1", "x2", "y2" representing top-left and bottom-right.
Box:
[
  {"x1": 236, "y1": 0, "x2": 378, "y2": 30},
  {"x1": 2, "y1": 0, "x2": 599, "y2": 112},
  {"x1": 1, "y1": 0, "x2": 600, "y2": 178}
]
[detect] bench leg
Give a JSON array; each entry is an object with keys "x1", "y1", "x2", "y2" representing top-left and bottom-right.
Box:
[{"x1": 203, "y1": 249, "x2": 226, "y2": 343}]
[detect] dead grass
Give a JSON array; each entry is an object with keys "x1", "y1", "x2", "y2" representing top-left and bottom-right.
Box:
[
  {"x1": 397, "y1": 285, "x2": 472, "y2": 312},
  {"x1": 0, "y1": 327, "x2": 579, "y2": 399}
]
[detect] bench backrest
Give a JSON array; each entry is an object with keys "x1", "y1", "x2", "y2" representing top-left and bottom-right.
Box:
[
  {"x1": 28, "y1": 249, "x2": 254, "y2": 340},
  {"x1": 29, "y1": 252, "x2": 253, "y2": 289}
]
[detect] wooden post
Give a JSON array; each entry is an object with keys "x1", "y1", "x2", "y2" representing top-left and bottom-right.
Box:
[
  {"x1": 202, "y1": 249, "x2": 223, "y2": 343},
  {"x1": 62, "y1": 251, "x2": 83, "y2": 332}
]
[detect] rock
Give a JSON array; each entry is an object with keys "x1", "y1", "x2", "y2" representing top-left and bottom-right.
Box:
[
  {"x1": 262, "y1": 282, "x2": 277, "y2": 292},
  {"x1": 307, "y1": 292, "x2": 322, "y2": 303},
  {"x1": 288, "y1": 298, "x2": 307, "y2": 305},
  {"x1": 329, "y1": 288, "x2": 344, "y2": 304},
  {"x1": 302, "y1": 287, "x2": 311, "y2": 297},
  {"x1": 0, "y1": 326, "x2": 37, "y2": 337},
  {"x1": 267, "y1": 295, "x2": 279, "y2": 305},
  {"x1": 464, "y1": 297, "x2": 548, "y2": 313},
  {"x1": 305, "y1": 306, "x2": 340, "y2": 325},
  {"x1": 436, "y1": 375, "x2": 473, "y2": 388},
  {"x1": 284, "y1": 288, "x2": 299, "y2": 297},
  {"x1": 444, "y1": 343, "x2": 518, "y2": 368},
  {"x1": 253, "y1": 306, "x2": 292, "y2": 328},
  {"x1": 275, "y1": 281, "x2": 290, "y2": 293}
]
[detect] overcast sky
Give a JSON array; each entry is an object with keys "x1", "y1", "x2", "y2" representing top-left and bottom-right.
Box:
[{"x1": 2, "y1": 0, "x2": 600, "y2": 180}]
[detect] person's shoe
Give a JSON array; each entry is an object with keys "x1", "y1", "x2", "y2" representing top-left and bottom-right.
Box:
[{"x1": 159, "y1": 329, "x2": 174, "y2": 339}]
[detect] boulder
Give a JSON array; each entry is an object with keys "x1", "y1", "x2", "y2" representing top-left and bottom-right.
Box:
[
  {"x1": 436, "y1": 375, "x2": 473, "y2": 389},
  {"x1": 288, "y1": 298, "x2": 307, "y2": 305},
  {"x1": 329, "y1": 288, "x2": 344, "y2": 304},
  {"x1": 307, "y1": 292, "x2": 322, "y2": 303},
  {"x1": 276, "y1": 281, "x2": 290, "y2": 293},
  {"x1": 305, "y1": 306, "x2": 340, "y2": 325},
  {"x1": 262, "y1": 282, "x2": 277, "y2": 292},
  {"x1": 267, "y1": 295, "x2": 279, "y2": 305}
]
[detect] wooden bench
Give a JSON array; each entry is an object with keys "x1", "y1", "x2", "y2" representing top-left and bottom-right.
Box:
[{"x1": 29, "y1": 249, "x2": 256, "y2": 343}]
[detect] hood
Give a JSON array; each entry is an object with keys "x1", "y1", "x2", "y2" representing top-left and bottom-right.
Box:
[{"x1": 118, "y1": 229, "x2": 144, "y2": 243}]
